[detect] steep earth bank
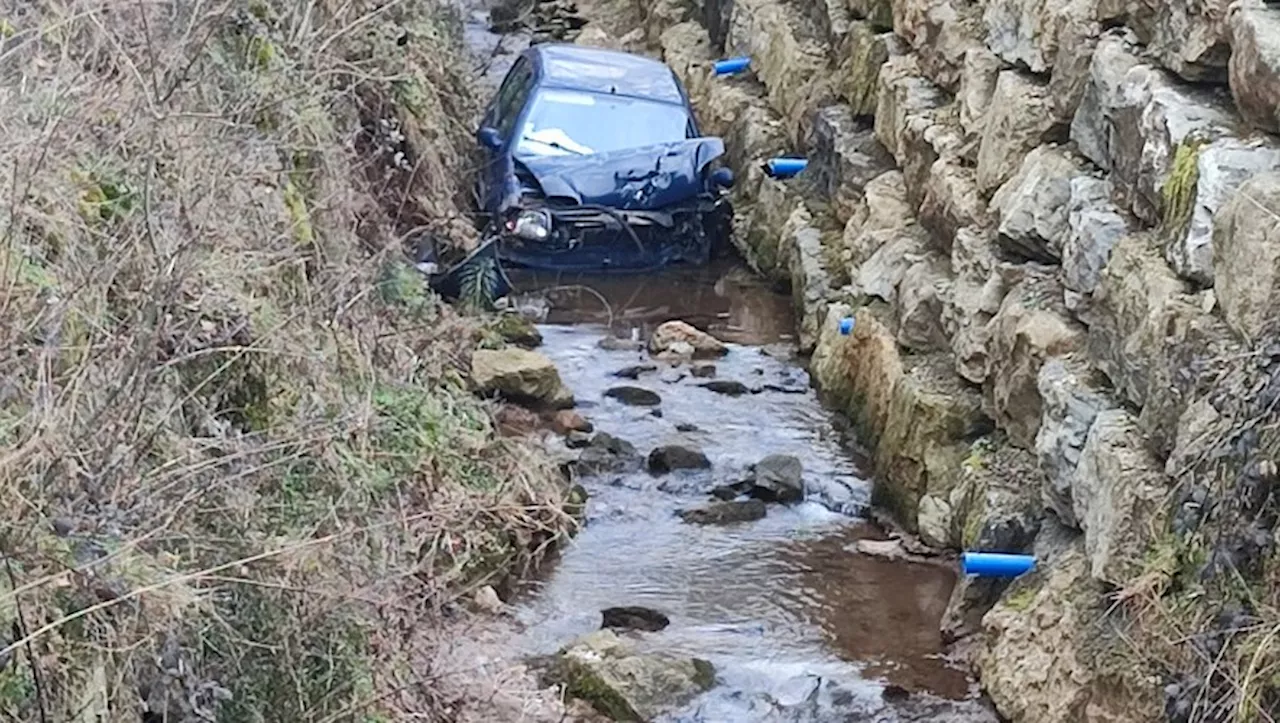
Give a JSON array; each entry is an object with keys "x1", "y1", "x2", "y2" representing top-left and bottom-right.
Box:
[
  {"x1": 569, "y1": 0, "x2": 1280, "y2": 719},
  {"x1": 0, "y1": 2, "x2": 580, "y2": 720}
]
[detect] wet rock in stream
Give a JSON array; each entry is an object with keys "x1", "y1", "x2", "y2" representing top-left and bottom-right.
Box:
[
  {"x1": 678, "y1": 499, "x2": 768, "y2": 525},
  {"x1": 690, "y1": 363, "x2": 717, "y2": 378},
  {"x1": 471, "y1": 348, "x2": 574, "y2": 409},
  {"x1": 537, "y1": 630, "x2": 716, "y2": 722},
  {"x1": 614, "y1": 364, "x2": 658, "y2": 380},
  {"x1": 648, "y1": 444, "x2": 712, "y2": 473},
  {"x1": 700, "y1": 379, "x2": 752, "y2": 396},
  {"x1": 601, "y1": 606, "x2": 670, "y2": 632},
  {"x1": 572, "y1": 432, "x2": 641, "y2": 475},
  {"x1": 746, "y1": 454, "x2": 806, "y2": 503},
  {"x1": 552, "y1": 409, "x2": 593, "y2": 434},
  {"x1": 649, "y1": 320, "x2": 728, "y2": 359},
  {"x1": 605, "y1": 386, "x2": 663, "y2": 406}
]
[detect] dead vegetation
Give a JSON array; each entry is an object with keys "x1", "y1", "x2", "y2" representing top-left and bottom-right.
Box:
[
  {"x1": 0, "y1": 0, "x2": 576, "y2": 720},
  {"x1": 1118, "y1": 340, "x2": 1280, "y2": 723}
]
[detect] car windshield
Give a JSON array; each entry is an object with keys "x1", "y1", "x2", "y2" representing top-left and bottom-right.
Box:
[{"x1": 514, "y1": 88, "x2": 690, "y2": 158}]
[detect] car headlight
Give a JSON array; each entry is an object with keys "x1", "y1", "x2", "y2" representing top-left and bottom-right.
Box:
[{"x1": 507, "y1": 209, "x2": 552, "y2": 241}]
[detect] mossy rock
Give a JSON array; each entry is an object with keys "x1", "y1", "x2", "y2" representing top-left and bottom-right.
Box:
[
  {"x1": 538, "y1": 630, "x2": 716, "y2": 721},
  {"x1": 489, "y1": 313, "x2": 543, "y2": 348}
]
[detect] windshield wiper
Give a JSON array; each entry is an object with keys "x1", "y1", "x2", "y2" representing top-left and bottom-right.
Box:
[{"x1": 520, "y1": 136, "x2": 586, "y2": 155}]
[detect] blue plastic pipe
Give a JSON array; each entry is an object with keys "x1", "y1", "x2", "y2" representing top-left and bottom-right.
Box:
[
  {"x1": 961, "y1": 552, "x2": 1036, "y2": 578},
  {"x1": 765, "y1": 157, "x2": 808, "y2": 179},
  {"x1": 839, "y1": 317, "x2": 855, "y2": 335},
  {"x1": 713, "y1": 57, "x2": 751, "y2": 75}
]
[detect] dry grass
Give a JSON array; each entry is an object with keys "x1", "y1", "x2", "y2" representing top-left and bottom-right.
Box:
[
  {"x1": 0, "y1": 1, "x2": 576, "y2": 720},
  {"x1": 1117, "y1": 345, "x2": 1280, "y2": 723}
]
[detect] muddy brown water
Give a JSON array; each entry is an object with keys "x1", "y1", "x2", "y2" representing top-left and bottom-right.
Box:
[{"x1": 459, "y1": 6, "x2": 997, "y2": 719}]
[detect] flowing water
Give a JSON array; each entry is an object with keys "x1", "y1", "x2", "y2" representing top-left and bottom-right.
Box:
[{"x1": 455, "y1": 8, "x2": 1000, "y2": 720}]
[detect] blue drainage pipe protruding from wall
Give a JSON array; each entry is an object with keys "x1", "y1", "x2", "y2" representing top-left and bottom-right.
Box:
[
  {"x1": 713, "y1": 57, "x2": 751, "y2": 75},
  {"x1": 839, "y1": 317, "x2": 855, "y2": 335},
  {"x1": 961, "y1": 552, "x2": 1036, "y2": 578},
  {"x1": 764, "y1": 157, "x2": 808, "y2": 179}
]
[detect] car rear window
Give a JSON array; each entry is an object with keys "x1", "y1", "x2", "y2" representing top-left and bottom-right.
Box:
[{"x1": 514, "y1": 89, "x2": 692, "y2": 158}]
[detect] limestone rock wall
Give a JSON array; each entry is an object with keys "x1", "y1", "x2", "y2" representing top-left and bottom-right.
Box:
[{"x1": 640, "y1": 0, "x2": 1280, "y2": 720}]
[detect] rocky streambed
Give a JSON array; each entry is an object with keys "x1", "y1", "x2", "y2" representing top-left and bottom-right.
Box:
[{"x1": 455, "y1": 258, "x2": 1002, "y2": 721}]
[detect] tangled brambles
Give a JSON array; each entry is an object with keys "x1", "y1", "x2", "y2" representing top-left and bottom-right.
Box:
[{"x1": 0, "y1": 1, "x2": 574, "y2": 720}]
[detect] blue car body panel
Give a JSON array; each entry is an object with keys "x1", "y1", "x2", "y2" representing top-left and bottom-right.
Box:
[{"x1": 474, "y1": 43, "x2": 732, "y2": 273}]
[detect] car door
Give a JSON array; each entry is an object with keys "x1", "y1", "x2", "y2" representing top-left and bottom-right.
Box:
[{"x1": 478, "y1": 56, "x2": 536, "y2": 215}]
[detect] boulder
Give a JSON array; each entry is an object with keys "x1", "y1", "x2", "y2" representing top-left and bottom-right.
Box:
[
  {"x1": 939, "y1": 437, "x2": 1044, "y2": 639},
  {"x1": 1061, "y1": 176, "x2": 1134, "y2": 316},
  {"x1": 985, "y1": 274, "x2": 1086, "y2": 449},
  {"x1": 1046, "y1": 0, "x2": 1107, "y2": 123},
  {"x1": 892, "y1": 0, "x2": 986, "y2": 91},
  {"x1": 810, "y1": 304, "x2": 905, "y2": 448},
  {"x1": 540, "y1": 630, "x2": 716, "y2": 720},
  {"x1": 836, "y1": 22, "x2": 902, "y2": 117},
  {"x1": 784, "y1": 205, "x2": 838, "y2": 354},
  {"x1": 1229, "y1": 6, "x2": 1280, "y2": 135},
  {"x1": 874, "y1": 355, "x2": 991, "y2": 528},
  {"x1": 942, "y1": 227, "x2": 1008, "y2": 384},
  {"x1": 1087, "y1": 235, "x2": 1190, "y2": 408},
  {"x1": 552, "y1": 410, "x2": 593, "y2": 435},
  {"x1": 805, "y1": 106, "x2": 895, "y2": 220},
  {"x1": 849, "y1": 0, "x2": 893, "y2": 30},
  {"x1": 1107, "y1": 63, "x2": 1237, "y2": 230},
  {"x1": 601, "y1": 606, "x2": 670, "y2": 632},
  {"x1": 700, "y1": 380, "x2": 751, "y2": 396},
  {"x1": 1212, "y1": 172, "x2": 1280, "y2": 343},
  {"x1": 919, "y1": 158, "x2": 994, "y2": 252},
  {"x1": 605, "y1": 386, "x2": 663, "y2": 407},
  {"x1": 1128, "y1": 0, "x2": 1232, "y2": 83},
  {"x1": 471, "y1": 348, "x2": 574, "y2": 409},
  {"x1": 1163, "y1": 136, "x2": 1280, "y2": 287},
  {"x1": 573, "y1": 433, "x2": 642, "y2": 475},
  {"x1": 1073, "y1": 409, "x2": 1170, "y2": 585},
  {"x1": 896, "y1": 106, "x2": 968, "y2": 212},
  {"x1": 957, "y1": 46, "x2": 1002, "y2": 143},
  {"x1": 747, "y1": 454, "x2": 805, "y2": 502},
  {"x1": 678, "y1": 499, "x2": 768, "y2": 524},
  {"x1": 978, "y1": 536, "x2": 1163, "y2": 722},
  {"x1": 1034, "y1": 356, "x2": 1116, "y2": 527},
  {"x1": 975, "y1": 71, "x2": 1063, "y2": 196},
  {"x1": 873, "y1": 55, "x2": 947, "y2": 164},
  {"x1": 1069, "y1": 29, "x2": 1144, "y2": 171},
  {"x1": 982, "y1": 0, "x2": 1097, "y2": 74},
  {"x1": 725, "y1": 0, "x2": 835, "y2": 140},
  {"x1": 895, "y1": 256, "x2": 953, "y2": 352},
  {"x1": 488, "y1": 313, "x2": 543, "y2": 348},
  {"x1": 648, "y1": 444, "x2": 712, "y2": 473},
  {"x1": 649, "y1": 320, "x2": 727, "y2": 359},
  {"x1": 857, "y1": 225, "x2": 932, "y2": 305},
  {"x1": 989, "y1": 145, "x2": 1090, "y2": 263}
]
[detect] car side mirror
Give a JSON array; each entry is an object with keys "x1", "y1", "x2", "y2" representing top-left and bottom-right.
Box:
[
  {"x1": 709, "y1": 167, "x2": 735, "y2": 189},
  {"x1": 477, "y1": 126, "x2": 503, "y2": 151}
]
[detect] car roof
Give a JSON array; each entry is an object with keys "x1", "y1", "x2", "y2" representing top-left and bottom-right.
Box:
[{"x1": 529, "y1": 44, "x2": 686, "y2": 105}]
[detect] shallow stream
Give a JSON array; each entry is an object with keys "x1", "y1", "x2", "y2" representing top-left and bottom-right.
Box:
[{"x1": 457, "y1": 8, "x2": 1000, "y2": 720}]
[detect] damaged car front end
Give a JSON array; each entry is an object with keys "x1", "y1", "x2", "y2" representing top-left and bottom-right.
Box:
[{"x1": 493, "y1": 137, "x2": 735, "y2": 272}]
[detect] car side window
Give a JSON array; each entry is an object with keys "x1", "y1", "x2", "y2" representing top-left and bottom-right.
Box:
[{"x1": 494, "y1": 60, "x2": 534, "y2": 139}]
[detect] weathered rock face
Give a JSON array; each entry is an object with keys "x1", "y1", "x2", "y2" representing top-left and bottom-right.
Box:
[
  {"x1": 896, "y1": 256, "x2": 953, "y2": 351},
  {"x1": 874, "y1": 356, "x2": 991, "y2": 527},
  {"x1": 1061, "y1": 176, "x2": 1133, "y2": 316},
  {"x1": 892, "y1": 0, "x2": 986, "y2": 91},
  {"x1": 811, "y1": 304, "x2": 904, "y2": 449},
  {"x1": 1035, "y1": 356, "x2": 1115, "y2": 527},
  {"x1": 975, "y1": 71, "x2": 1063, "y2": 195},
  {"x1": 471, "y1": 348, "x2": 574, "y2": 409},
  {"x1": 978, "y1": 533, "x2": 1162, "y2": 722},
  {"x1": 990, "y1": 145, "x2": 1089, "y2": 263},
  {"x1": 1229, "y1": 7, "x2": 1280, "y2": 134},
  {"x1": 943, "y1": 227, "x2": 1007, "y2": 384},
  {"x1": 836, "y1": 23, "x2": 902, "y2": 117},
  {"x1": 1128, "y1": 0, "x2": 1232, "y2": 83},
  {"x1": 1073, "y1": 409, "x2": 1169, "y2": 585},
  {"x1": 785, "y1": 205, "x2": 837, "y2": 353},
  {"x1": 919, "y1": 158, "x2": 993, "y2": 251},
  {"x1": 1212, "y1": 172, "x2": 1280, "y2": 343},
  {"x1": 805, "y1": 106, "x2": 896, "y2": 220},
  {"x1": 1070, "y1": 29, "x2": 1144, "y2": 171},
  {"x1": 985, "y1": 275, "x2": 1086, "y2": 449},
  {"x1": 540, "y1": 630, "x2": 716, "y2": 720}
]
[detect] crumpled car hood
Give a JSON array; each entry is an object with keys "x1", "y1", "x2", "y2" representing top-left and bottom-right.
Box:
[{"x1": 515, "y1": 137, "x2": 726, "y2": 210}]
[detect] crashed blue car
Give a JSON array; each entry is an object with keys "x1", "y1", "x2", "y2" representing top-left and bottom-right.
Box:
[{"x1": 473, "y1": 44, "x2": 735, "y2": 273}]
